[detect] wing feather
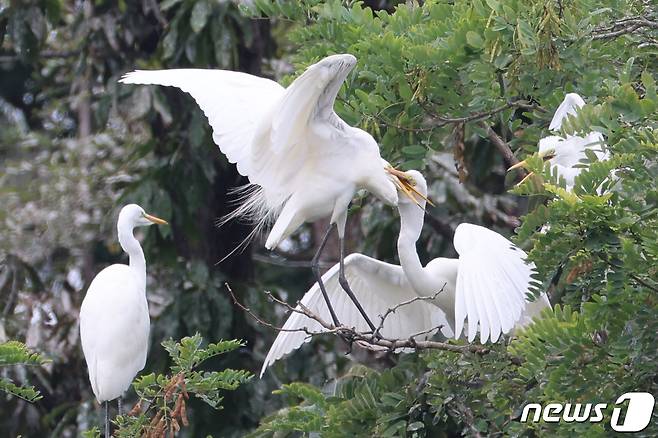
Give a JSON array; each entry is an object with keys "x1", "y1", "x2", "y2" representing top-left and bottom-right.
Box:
[
  {"x1": 549, "y1": 93, "x2": 586, "y2": 130},
  {"x1": 119, "y1": 69, "x2": 284, "y2": 177},
  {"x1": 453, "y1": 223, "x2": 537, "y2": 343},
  {"x1": 121, "y1": 55, "x2": 359, "y2": 226},
  {"x1": 260, "y1": 254, "x2": 448, "y2": 377}
]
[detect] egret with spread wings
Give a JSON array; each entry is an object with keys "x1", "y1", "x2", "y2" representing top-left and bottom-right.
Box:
[
  {"x1": 120, "y1": 54, "x2": 417, "y2": 331},
  {"x1": 261, "y1": 171, "x2": 551, "y2": 376},
  {"x1": 510, "y1": 93, "x2": 610, "y2": 190}
]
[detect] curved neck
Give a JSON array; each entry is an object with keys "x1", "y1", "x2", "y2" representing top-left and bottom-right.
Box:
[
  {"x1": 117, "y1": 221, "x2": 146, "y2": 287},
  {"x1": 396, "y1": 202, "x2": 438, "y2": 294}
]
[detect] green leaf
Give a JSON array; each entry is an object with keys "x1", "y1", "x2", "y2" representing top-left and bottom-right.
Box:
[
  {"x1": 191, "y1": 0, "x2": 211, "y2": 33},
  {"x1": 466, "y1": 31, "x2": 484, "y2": 49}
]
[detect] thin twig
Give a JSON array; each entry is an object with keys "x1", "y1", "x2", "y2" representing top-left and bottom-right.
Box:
[
  {"x1": 227, "y1": 283, "x2": 489, "y2": 355},
  {"x1": 375, "y1": 285, "x2": 446, "y2": 337},
  {"x1": 422, "y1": 99, "x2": 545, "y2": 128},
  {"x1": 591, "y1": 16, "x2": 658, "y2": 40}
]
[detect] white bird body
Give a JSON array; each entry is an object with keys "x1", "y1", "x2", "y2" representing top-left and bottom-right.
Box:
[
  {"x1": 80, "y1": 204, "x2": 167, "y2": 405},
  {"x1": 120, "y1": 55, "x2": 398, "y2": 249},
  {"x1": 260, "y1": 171, "x2": 551, "y2": 376},
  {"x1": 539, "y1": 93, "x2": 610, "y2": 190},
  {"x1": 80, "y1": 264, "x2": 149, "y2": 402}
]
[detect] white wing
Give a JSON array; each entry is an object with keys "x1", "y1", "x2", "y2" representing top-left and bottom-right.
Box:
[
  {"x1": 549, "y1": 93, "x2": 586, "y2": 131},
  {"x1": 453, "y1": 223, "x2": 536, "y2": 344},
  {"x1": 119, "y1": 69, "x2": 284, "y2": 178},
  {"x1": 120, "y1": 54, "x2": 358, "y2": 217},
  {"x1": 260, "y1": 253, "x2": 448, "y2": 377}
]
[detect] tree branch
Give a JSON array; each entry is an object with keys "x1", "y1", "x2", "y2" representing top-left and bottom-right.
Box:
[
  {"x1": 479, "y1": 122, "x2": 528, "y2": 178},
  {"x1": 226, "y1": 283, "x2": 489, "y2": 355}
]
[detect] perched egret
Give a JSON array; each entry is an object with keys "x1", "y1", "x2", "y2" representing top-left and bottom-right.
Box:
[
  {"x1": 261, "y1": 171, "x2": 550, "y2": 376},
  {"x1": 510, "y1": 93, "x2": 610, "y2": 190},
  {"x1": 79, "y1": 204, "x2": 167, "y2": 438},
  {"x1": 120, "y1": 54, "x2": 416, "y2": 332}
]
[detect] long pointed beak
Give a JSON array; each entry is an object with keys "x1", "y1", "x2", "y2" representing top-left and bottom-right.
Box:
[
  {"x1": 507, "y1": 160, "x2": 528, "y2": 172},
  {"x1": 515, "y1": 171, "x2": 535, "y2": 186},
  {"x1": 385, "y1": 167, "x2": 435, "y2": 207},
  {"x1": 144, "y1": 213, "x2": 168, "y2": 225}
]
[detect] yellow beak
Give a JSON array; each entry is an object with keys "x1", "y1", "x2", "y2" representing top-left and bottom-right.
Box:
[
  {"x1": 144, "y1": 213, "x2": 169, "y2": 225},
  {"x1": 515, "y1": 171, "x2": 536, "y2": 186},
  {"x1": 385, "y1": 167, "x2": 435, "y2": 207},
  {"x1": 507, "y1": 160, "x2": 528, "y2": 172}
]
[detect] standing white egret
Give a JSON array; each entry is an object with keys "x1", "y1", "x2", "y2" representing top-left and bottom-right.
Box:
[
  {"x1": 120, "y1": 54, "x2": 415, "y2": 332},
  {"x1": 79, "y1": 204, "x2": 167, "y2": 438},
  {"x1": 260, "y1": 171, "x2": 551, "y2": 376},
  {"x1": 509, "y1": 93, "x2": 610, "y2": 190}
]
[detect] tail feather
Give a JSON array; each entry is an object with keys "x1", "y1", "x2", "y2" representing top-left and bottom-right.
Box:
[{"x1": 216, "y1": 184, "x2": 287, "y2": 262}]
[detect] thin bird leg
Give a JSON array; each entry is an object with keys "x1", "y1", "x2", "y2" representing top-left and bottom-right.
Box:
[
  {"x1": 338, "y1": 237, "x2": 377, "y2": 333},
  {"x1": 104, "y1": 401, "x2": 109, "y2": 438},
  {"x1": 311, "y1": 224, "x2": 341, "y2": 327},
  {"x1": 117, "y1": 396, "x2": 122, "y2": 416}
]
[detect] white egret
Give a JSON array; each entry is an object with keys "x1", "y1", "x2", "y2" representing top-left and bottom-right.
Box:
[
  {"x1": 79, "y1": 204, "x2": 167, "y2": 438},
  {"x1": 510, "y1": 93, "x2": 610, "y2": 190},
  {"x1": 120, "y1": 54, "x2": 416, "y2": 332},
  {"x1": 261, "y1": 171, "x2": 550, "y2": 376}
]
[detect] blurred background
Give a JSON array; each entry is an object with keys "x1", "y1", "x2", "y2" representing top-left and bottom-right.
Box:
[{"x1": 1, "y1": 0, "x2": 656, "y2": 436}]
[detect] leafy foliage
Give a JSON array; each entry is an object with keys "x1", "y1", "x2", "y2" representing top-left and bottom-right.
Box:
[
  {"x1": 87, "y1": 334, "x2": 253, "y2": 437},
  {"x1": 0, "y1": 341, "x2": 47, "y2": 402},
  {"x1": 246, "y1": 0, "x2": 658, "y2": 436}
]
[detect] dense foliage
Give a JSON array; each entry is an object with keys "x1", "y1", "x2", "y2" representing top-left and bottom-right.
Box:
[
  {"x1": 0, "y1": 0, "x2": 656, "y2": 436},
  {"x1": 0, "y1": 340, "x2": 46, "y2": 402}
]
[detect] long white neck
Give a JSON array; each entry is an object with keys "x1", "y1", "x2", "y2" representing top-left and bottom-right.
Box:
[
  {"x1": 396, "y1": 201, "x2": 440, "y2": 295},
  {"x1": 117, "y1": 219, "x2": 146, "y2": 288}
]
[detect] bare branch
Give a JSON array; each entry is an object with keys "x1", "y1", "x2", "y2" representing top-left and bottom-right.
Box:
[
  {"x1": 226, "y1": 283, "x2": 489, "y2": 355},
  {"x1": 375, "y1": 285, "x2": 446, "y2": 337},
  {"x1": 479, "y1": 122, "x2": 528, "y2": 180},
  {"x1": 591, "y1": 15, "x2": 658, "y2": 41},
  {"x1": 423, "y1": 99, "x2": 545, "y2": 128}
]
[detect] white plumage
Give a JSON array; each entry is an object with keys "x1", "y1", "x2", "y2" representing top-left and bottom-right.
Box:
[
  {"x1": 119, "y1": 54, "x2": 400, "y2": 250},
  {"x1": 121, "y1": 54, "x2": 408, "y2": 333},
  {"x1": 80, "y1": 204, "x2": 167, "y2": 407},
  {"x1": 260, "y1": 171, "x2": 551, "y2": 376},
  {"x1": 539, "y1": 93, "x2": 610, "y2": 190}
]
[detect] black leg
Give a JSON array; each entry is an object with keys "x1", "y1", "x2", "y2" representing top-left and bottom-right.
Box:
[
  {"x1": 338, "y1": 236, "x2": 377, "y2": 333},
  {"x1": 311, "y1": 224, "x2": 341, "y2": 327},
  {"x1": 104, "y1": 400, "x2": 109, "y2": 438}
]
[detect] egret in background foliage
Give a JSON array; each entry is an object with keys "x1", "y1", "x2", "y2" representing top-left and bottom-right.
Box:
[
  {"x1": 120, "y1": 54, "x2": 419, "y2": 332},
  {"x1": 510, "y1": 93, "x2": 610, "y2": 190},
  {"x1": 79, "y1": 204, "x2": 167, "y2": 437},
  {"x1": 261, "y1": 171, "x2": 551, "y2": 376}
]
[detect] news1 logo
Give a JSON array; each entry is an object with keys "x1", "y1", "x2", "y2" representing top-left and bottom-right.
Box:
[{"x1": 520, "y1": 392, "x2": 655, "y2": 432}]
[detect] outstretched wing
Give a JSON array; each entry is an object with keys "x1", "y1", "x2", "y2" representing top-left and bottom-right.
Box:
[
  {"x1": 121, "y1": 54, "x2": 358, "y2": 218},
  {"x1": 453, "y1": 223, "x2": 537, "y2": 344},
  {"x1": 120, "y1": 69, "x2": 284, "y2": 177},
  {"x1": 260, "y1": 253, "x2": 448, "y2": 377},
  {"x1": 549, "y1": 93, "x2": 586, "y2": 131}
]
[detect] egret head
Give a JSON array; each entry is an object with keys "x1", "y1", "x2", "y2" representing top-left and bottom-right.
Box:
[
  {"x1": 386, "y1": 168, "x2": 432, "y2": 209},
  {"x1": 507, "y1": 136, "x2": 559, "y2": 183},
  {"x1": 118, "y1": 204, "x2": 168, "y2": 229}
]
